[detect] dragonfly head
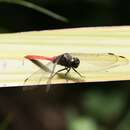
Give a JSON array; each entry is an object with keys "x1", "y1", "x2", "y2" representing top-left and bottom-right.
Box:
[{"x1": 71, "y1": 57, "x2": 80, "y2": 68}]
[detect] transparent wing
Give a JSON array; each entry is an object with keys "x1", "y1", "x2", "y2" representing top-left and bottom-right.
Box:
[
  {"x1": 71, "y1": 53, "x2": 128, "y2": 72},
  {"x1": 23, "y1": 59, "x2": 52, "y2": 85},
  {"x1": 23, "y1": 60, "x2": 64, "y2": 86},
  {"x1": 24, "y1": 69, "x2": 49, "y2": 86}
]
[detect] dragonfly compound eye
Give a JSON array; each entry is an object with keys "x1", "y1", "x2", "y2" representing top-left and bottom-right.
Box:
[{"x1": 71, "y1": 57, "x2": 80, "y2": 68}]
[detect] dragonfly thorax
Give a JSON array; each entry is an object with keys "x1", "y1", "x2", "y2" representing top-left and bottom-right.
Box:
[{"x1": 55, "y1": 53, "x2": 80, "y2": 68}]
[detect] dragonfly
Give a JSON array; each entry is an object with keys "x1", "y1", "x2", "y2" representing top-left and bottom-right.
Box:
[{"x1": 24, "y1": 52, "x2": 129, "y2": 88}]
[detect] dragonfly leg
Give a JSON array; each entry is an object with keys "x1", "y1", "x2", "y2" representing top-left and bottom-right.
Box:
[
  {"x1": 64, "y1": 68, "x2": 71, "y2": 82},
  {"x1": 47, "y1": 67, "x2": 70, "y2": 84},
  {"x1": 46, "y1": 67, "x2": 67, "y2": 92},
  {"x1": 72, "y1": 67, "x2": 84, "y2": 78},
  {"x1": 47, "y1": 67, "x2": 67, "y2": 83}
]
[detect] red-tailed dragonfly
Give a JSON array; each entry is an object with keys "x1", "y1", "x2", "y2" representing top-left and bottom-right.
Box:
[{"x1": 24, "y1": 53, "x2": 128, "y2": 87}]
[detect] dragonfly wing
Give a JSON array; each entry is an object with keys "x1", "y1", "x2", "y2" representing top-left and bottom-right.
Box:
[
  {"x1": 24, "y1": 60, "x2": 65, "y2": 85},
  {"x1": 71, "y1": 53, "x2": 128, "y2": 72},
  {"x1": 24, "y1": 69, "x2": 49, "y2": 85},
  {"x1": 113, "y1": 55, "x2": 129, "y2": 66}
]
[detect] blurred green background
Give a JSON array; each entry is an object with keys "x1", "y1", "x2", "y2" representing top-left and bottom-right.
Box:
[
  {"x1": 0, "y1": 0, "x2": 130, "y2": 130},
  {"x1": 1, "y1": 82, "x2": 130, "y2": 130}
]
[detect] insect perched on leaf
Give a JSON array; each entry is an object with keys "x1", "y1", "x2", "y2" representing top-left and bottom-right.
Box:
[{"x1": 24, "y1": 52, "x2": 128, "y2": 90}]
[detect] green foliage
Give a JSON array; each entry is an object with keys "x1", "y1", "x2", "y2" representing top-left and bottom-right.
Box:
[
  {"x1": 0, "y1": 117, "x2": 10, "y2": 130},
  {"x1": 69, "y1": 116, "x2": 98, "y2": 130},
  {"x1": 82, "y1": 90, "x2": 127, "y2": 123},
  {"x1": 66, "y1": 86, "x2": 130, "y2": 130},
  {"x1": 117, "y1": 112, "x2": 130, "y2": 130}
]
